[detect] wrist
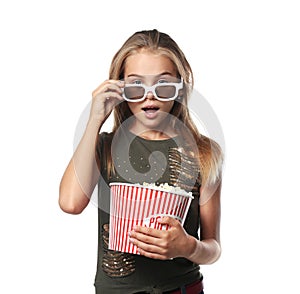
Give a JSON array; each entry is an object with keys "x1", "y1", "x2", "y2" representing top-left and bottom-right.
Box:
[
  {"x1": 185, "y1": 235, "x2": 199, "y2": 260},
  {"x1": 86, "y1": 117, "x2": 103, "y2": 133}
]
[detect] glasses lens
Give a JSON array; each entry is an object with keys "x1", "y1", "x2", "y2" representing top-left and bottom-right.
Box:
[
  {"x1": 124, "y1": 86, "x2": 145, "y2": 100},
  {"x1": 155, "y1": 85, "x2": 176, "y2": 99}
]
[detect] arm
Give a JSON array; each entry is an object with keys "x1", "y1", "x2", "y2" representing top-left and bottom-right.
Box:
[
  {"x1": 59, "y1": 80, "x2": 124, "y2": 214},
  {"x1": 128, "y1": 181, "x2": 222, "y2": 264},
  {"x1": 187, "y1": 182, "x2": 222, "y2": 264},
  {"x1": 58, "y1": 121, "x2": 100, "y2": 214}
]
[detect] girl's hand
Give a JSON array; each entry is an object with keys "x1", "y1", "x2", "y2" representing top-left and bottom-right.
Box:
[
  {"x1": 128, "y1": 216, "x2": 196, "y2": 260},
  {"x1": 90, "y1": 80, "x2": 124, "y2": 125}
]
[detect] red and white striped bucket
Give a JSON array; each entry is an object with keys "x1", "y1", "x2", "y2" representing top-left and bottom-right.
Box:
[{"x1": 108, "y1": 182, "x2": 193, "y2": 254}]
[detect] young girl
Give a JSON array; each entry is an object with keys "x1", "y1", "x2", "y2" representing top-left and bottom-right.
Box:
[{"x1": 59, "y1": 29, "x2": 223, "y2": 294}]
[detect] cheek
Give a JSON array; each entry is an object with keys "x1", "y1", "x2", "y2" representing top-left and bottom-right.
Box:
[
  {"x1": 127, "y1": 102, "x2": 140, "y2": 114},
  {"x1": 162, "y1": 101, "x2": 175, "y2": 113}
]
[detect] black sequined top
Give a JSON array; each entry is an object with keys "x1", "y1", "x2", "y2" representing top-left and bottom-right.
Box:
[{"x1": 94, "y1": 129, "x2": 202, "y2": 293}]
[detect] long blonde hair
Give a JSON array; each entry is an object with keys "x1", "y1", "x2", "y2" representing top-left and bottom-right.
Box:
[{"x1": 105, "y1": 29, "x2": 222, "y2": 186}]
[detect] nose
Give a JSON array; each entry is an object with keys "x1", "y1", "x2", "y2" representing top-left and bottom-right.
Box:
[{"x1": 146, "y1": 91, "x2": 155, "y2": 100}]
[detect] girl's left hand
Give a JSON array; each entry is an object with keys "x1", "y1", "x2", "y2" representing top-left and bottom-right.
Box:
[{"x1": 128, "y1": 216, "x2": 195, "y2": 260}]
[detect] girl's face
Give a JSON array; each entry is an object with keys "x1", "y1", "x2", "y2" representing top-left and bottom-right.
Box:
[{"x1": 123, "y1": 50, "x2": 178, "y2": 135}]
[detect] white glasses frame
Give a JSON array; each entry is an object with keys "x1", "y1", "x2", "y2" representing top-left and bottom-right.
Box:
[{"x1": 122, "y1": 78, "x2": 183, "y2": 102}]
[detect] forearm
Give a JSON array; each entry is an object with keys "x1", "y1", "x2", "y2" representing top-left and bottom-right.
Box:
[
  {"x1": 186, "y1": 235, "x2": 221, "y2": 265},
  {"x1": 59, "y1": 79, "x2": 124, "y2": 214},
  {"x1": 59, "y1": 119, "x2": 102, "y2": 213},
  {"x1": 73, "y1": 119, "x2": 102, "y2": 194}
]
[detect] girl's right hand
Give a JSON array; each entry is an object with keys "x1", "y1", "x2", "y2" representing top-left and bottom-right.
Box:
[{"x1": 89, "y1": 79, "x2": 124, "y2": 126}]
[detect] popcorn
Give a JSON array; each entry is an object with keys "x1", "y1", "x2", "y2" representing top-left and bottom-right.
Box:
[
  {"x1": 142, "y1": 182, "x2": 192, "y2": 197},
  {"x1": 109, "y1": 182, "x2": 193, "y2": 254}
]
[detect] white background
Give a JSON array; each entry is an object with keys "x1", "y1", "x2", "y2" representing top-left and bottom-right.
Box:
[{"x1": 1, "y1": 0, "x2": 299, "y2": 293}]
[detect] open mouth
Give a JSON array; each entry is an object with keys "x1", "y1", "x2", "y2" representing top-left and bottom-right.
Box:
[{"x1": 142, "y1": 107, "x2": 160, "y2": 113}]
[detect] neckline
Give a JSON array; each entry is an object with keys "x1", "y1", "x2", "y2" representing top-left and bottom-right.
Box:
[{"x1": 128, "y1": 130, "x2": 178, "y2": 143}]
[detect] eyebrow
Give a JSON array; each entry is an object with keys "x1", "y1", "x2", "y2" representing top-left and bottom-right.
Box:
[{"x1": 126, "y1": 72, "x2": 174, "y2": 78}]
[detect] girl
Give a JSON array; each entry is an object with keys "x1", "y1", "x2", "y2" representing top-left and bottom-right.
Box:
[{"x1": 59, "y1": 29, "x2": 223, "y2": 294}]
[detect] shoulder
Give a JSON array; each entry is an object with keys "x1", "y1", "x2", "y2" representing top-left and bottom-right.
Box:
[
  {"x1": 197, "y1": 134, "x2": 224, "y2": 186},
  {"x1": 198, "y1": 134, "x2": 223, "y2": 160}
]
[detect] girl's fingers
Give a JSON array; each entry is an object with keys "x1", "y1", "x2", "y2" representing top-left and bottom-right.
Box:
[
  {"x1": 89, "y1": 80, "x2": 124, "y2": 123},
  {"x1": 132, "y1": 225, "x2": 165, "y2": 238},
  {"x1": 93, "y1": 80, "x2": 124, "y2": 98},
  {"x1": 128, "y1": 236, "x2": 170, "y2": 260},
  {"x1": 103, "y1": 91, "x2": 124, "y2": 101}
]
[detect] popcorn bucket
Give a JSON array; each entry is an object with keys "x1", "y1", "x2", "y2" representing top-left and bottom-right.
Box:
[{"x1": 108, "y1": 182, "x2": 193, "y2": 254}]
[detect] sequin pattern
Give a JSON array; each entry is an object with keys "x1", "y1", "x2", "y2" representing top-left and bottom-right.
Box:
[
  {"x1": 168, "y1": 147, "x2": 201, "y2": 196},
  {"x1": 102, "y1": 224, "x2": 135, "y2": 277}
]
